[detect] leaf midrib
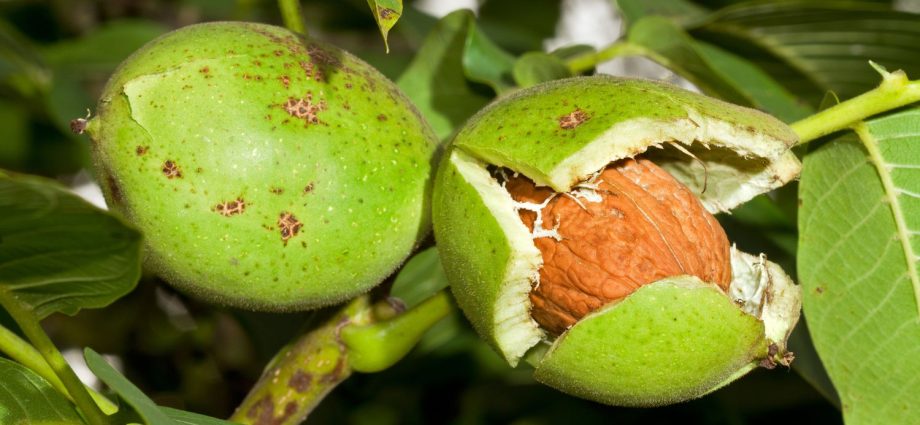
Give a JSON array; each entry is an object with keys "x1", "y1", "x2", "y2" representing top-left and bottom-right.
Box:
[{"x1": 854, "y1": 122, "x2": 920, "y2": 317}]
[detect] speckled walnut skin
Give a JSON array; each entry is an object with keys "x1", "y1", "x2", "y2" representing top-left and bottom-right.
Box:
[
  {"x1": 506, "y1": 157, "x2": 732, "y2": 335},
  {"x1": 87, "y1": 22, "x2": 438, "y2": 311}
]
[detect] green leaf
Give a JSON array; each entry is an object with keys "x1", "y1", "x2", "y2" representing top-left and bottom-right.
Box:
[
  {"x1": 0, "y1": 357, "x2": 84, "y2": 425},
  {"x1": 397, "y1": 10, "x2": 493, "y2": 140},
  {"x1": 40, "y1": 20, "x2": 168, "y2": 74},
  {"x1": 694, "y1": 1, "x2": 920, "y2": 104},
  {"x1": 798, "y1": 108, "x2": 920, "y2": 424},
  {"x1": 0, "y1": 174, "x2": 142, "y2": 319},
  {"x1": 626, "y1": 17, "x2": 750, "y2": 103},
  {"x1": 512, "y1": 52, "x2": 573, "y2": 88},
  {"x1": 389, "y1": 247, "x2": 448, "y2": 309},
  {"x1": 84, "y1": 348, "x2": 178, "y2": 425},
  {"x1": 366, "y1": 0, "x2": 403, "y2": 53},
  {"x1": 693, "y1": 41, "x2": 814, "y2": 122},
  {"x1": 616, "y1": 0, "x2": 710, "y2": 27},
  {"x1": 626, "y1": 16, "x2": 813, "y2": 121},
  {"x1": 547, "y1": 44, "x2": 595, "y2": 62},
  {"x1": 160, "y1": 407, "x2": 236, "y2": 425},
  {"x1": 463, "y1": 23, "x2": 516, "y2": 94}
]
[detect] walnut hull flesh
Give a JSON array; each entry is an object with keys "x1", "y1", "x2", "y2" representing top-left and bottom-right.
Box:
[{"x1": 506, "y1": 157, "x2": 732, "y2": 335}]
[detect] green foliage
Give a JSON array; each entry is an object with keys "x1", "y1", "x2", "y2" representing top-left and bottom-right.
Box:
[
  {"x1": 0, "y1": 175, "x2": 141, "y2": 319},
  {"x1": 397, "y1": 10, "x2": 504, "y2": 139},
  {"x1": 693, "y1": 1, "x2": 920, "y2": 105},
  {"x1": 798, "y1": 108, "x2": 920, "y2": 424},
  {"x1": 1, "y1": 0, "x2": 919, "y2": 423},
  {"x1": 0, "y1": 357, "x2": 83, "y2": 425},
  {"x1": 84, "y1": 348, "x2": 178, "y2": 425}
]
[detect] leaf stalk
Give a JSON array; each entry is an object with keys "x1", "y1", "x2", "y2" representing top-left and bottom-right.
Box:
[{"x1": 0, "y1": 290, "x2": 110, "y2": 425}]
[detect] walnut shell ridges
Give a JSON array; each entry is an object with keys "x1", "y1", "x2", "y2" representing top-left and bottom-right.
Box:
[{"x1": 506, "y1": 157, "x2": 732, "y2": 335}]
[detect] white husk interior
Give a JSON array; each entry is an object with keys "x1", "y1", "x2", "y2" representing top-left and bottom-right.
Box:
[
  {"x1": 548, "y1": 109, "x2": 801, "y2": 214},
  {"x1": 728, "y1": 247, "x2": 802, "y2": 352},
  {"x1": 450, "y1": 150, "x2": 545, "y2": 365}
]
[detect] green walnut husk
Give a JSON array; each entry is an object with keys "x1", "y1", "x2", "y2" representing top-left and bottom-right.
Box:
[
  {"x1": 432, "y1": 76, "x2": 802, "y2": 406},
  {"x1": 87, "y1": 22, "x2": 437, "y2": 311}
]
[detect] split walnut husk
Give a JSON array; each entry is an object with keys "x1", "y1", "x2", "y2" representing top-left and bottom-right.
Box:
[{"x1": 432, "y1": 76, "x2": 802, "y2": 406}]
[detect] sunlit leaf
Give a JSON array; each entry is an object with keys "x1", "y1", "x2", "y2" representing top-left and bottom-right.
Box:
[
  {"x1": 0, "y1": 357, "x2": 84, "y2": 425},
  {"x1": 397, "y1": 10, "x2": 492, "y2": 140},
  {"x1": 84, "y1": 348, "x2": 178, "y2": 425},
  {"x1": 366, "y1": 0, "x2": 403, "y2": 52},
  {"x1": 693, "y1": 1, "x2": 920, "y2": 104},
  {"x1": 798, "y1": 108, "x2": 920, "y2": 424},
  {"x1": 0, "y1": 174, "x2": 142, "y2": 319}
]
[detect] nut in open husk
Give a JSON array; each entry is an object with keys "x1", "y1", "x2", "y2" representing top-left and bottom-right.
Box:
[{"x1": 432, "y1": 76, "x2": 803, "y2": 406}]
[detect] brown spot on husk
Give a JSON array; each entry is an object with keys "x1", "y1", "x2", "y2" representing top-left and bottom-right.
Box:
[
  {"x1": 299, "y1": 61, "x2": 324, "y2": 82},
  {"x1": 303, "y1": 183, "x2": 314, "y2": 194},
  {"x1": 558, "y1": 108, "x2": 589, "y2": 129},
  {"x1": 282, "y1": 93, "x2": 326, "y2": 126},
  {"x1": 278, "y1": 212, "x2": 303, "y2": 243},
  {"x1": 214, "y1": 198, "x2": 246, "y2": 216},
  {"x1": 162, "y1": 160, "x2": 182, "y2": 179},
  {"x1": 269, "y1": 187, "x2": 284, "y2": 195},
  {"x1": 136, "y1": 145, "x2": 149, "y2": 156}
]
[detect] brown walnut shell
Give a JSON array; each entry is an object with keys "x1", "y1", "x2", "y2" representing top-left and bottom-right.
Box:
[{"x1": 505, "y1": 157, "x2": 732, "y2": 335}]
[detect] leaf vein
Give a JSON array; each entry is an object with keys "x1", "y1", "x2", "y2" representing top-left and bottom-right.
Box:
[{"x1": 856, "y1": 123, "x2": 920, "y2": 317}]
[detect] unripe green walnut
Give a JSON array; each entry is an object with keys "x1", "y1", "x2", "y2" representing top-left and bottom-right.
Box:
[
  {"x1": 432, "y1": 76, "x2": 803, "y2": 406},
  {"x1": 86, "y1": 22, "x2": 438, "y2": 311}
]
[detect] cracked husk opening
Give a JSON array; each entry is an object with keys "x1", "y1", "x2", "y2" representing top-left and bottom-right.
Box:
[{"x1": 445, "y1": 128, "x2": 801, "y2": 367}]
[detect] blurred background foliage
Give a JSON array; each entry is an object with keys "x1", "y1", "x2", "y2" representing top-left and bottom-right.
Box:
[{"x1": 2, "y1": 0, "x2": 918, "y2": 423}]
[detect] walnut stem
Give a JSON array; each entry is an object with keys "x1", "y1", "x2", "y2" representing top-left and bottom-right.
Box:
[
  {"x1": 230, "y1": 292, "x2": 452, "y2": 424},
  {"x1": 0, "y1": 289, "x2": 111, "y2": 425},
  {"x1": 791, "y1": 65, "x2": 920, "y2": 144},
  {"x1": 230, "y1": 296, "x2": 370, "y2": 425},
  {"x1": 277, "y1": 0, "x2": 307, "y2": 35}
]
